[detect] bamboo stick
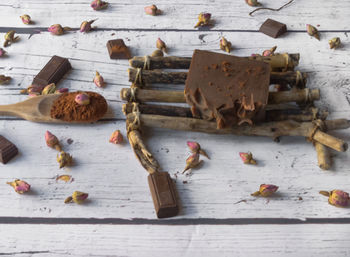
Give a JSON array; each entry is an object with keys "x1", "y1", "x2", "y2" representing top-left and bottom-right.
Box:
[
  {"x1": 128, "y1": 68, "x2": 307, "y2": 87},
  {"x1": 120, "y1": 88, "x2": 320, "y2": 104},
  {"x1": 314, "y1": 142, "x2": 332, "y2": 170},
  {"x1": 129, "y1": 53, "x2": 300, "y2": 70},
  {"x1": 125, "y1": 113, "x2": 349, "y2": 152}
]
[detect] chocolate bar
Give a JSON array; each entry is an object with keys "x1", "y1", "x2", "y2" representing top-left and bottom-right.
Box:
[
  {"x1": 148, "y1": 172, "x2": 179, "y2": 218},
  {"x1": 0, "y1": 135, "x2": 18, "y2": 164},
  {"x1": 259, "y1": 19, "x2": 287, "y2": 38},
  {"x1": 32, "y1": 56, "x2": 71, "y2": 87},
  {"x1": 107, "y1": 39, "x2": 131, "y2": 59}
]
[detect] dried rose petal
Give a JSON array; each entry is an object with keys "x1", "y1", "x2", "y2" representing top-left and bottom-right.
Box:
[
  {"x1": 91, "y1": 0, "x2": 108, "y2": 10},
  {"x1": 7, "y1": 179, "x2": 31, "y2": 194},
  {"x1": 239, "y1": 152, "x2": 256, "y2": 165},
  {"x1": 56, "y1": 175, "x2": 73, "y2": 183},
  {"x1": 194, "y1": 12, "x2": 211, "y2": 28},
  {"x1": 93, "y1": 71, "x2": 105, "y2": 88},
  {"x1": 109, "y1": 130, "x2": 123, "y2": 144},
  {"x1": 251, "y1": 184, "x2": 279, "y2": 197},
  {"x1": 306, "y1": 24, "x2": 320, "y2": 40}
]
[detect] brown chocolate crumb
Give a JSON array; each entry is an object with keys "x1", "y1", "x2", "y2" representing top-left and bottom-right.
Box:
[
  {"x1": 298, "y1": 197, "x2": 303, "y2": 201},
  {"x1": 208, "y1": 82, "x2": 213, "y2": 86},
  {"x1": 211, "y1": 64, "x2": 219, "y2": 69},
  {"x1": 183, "y1": 181, "x2": 188, "y2": 184},
  {"x1": 67, "y1": 138, "x2": 74, "y2": 145}
]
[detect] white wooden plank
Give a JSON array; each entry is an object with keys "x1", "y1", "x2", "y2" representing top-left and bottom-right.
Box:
[
  {"x1": 0, "y1": 0, "x2": 350, "y2": 30},
  {"x1": 0, "y1": 224, "x2": 350, "y2": 257}
]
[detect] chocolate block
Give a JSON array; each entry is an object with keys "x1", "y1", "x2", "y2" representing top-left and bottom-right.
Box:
[
  {"x1": 259, "y1": 19, "x2": 287, "y2": 38},
  {"x1": 185, "y1": 50, "x2": 270, "y2": 128},
  {"x1": 0, "y1": 135, "x2": 18, "y2": 164},
  {"x1": 32, "y1": 56, "x2": 71, "y2": 87},
  {"x1": 148, "y1": 172, "x2": 179, "y2": 218},
  {"x1": 107, "y1": 39, "x2": 131, "y2": 59}
]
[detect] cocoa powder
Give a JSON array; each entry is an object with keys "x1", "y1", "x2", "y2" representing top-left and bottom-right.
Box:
[{"x1": 50, "y1": 91, "x2": 108, "y2": 122}]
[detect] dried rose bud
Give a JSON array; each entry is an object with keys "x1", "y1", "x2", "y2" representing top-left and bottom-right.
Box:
[
  {"x1": 27, "y1": 84, "x2": 45, "y2": 94},
  {"x1": 45, "y1": 131, "x2": 62, "y2": 151},
  {"x1": 4, "y1": 30, "x2": 19, "y2": 47},
  {"x1": 144, "y1": 4, "x2": 161, "y2": 16},
  {"x1": 7, "y1": 179, "x2": 31, "y2": 194},
  {"x1": 65, "y1": 191, "x2": 89, "y2": 204},
  {"x1": 239, "y1": 152, "x2": 256, "y2": 165},
  {"x1": 219, "y1": 37, "x2": 232, "y2": 53},
  {"x1": 150, "y1": 49, "x2": 164, "y2": 57},
  {"x1": 246, "y1": 0, "x2": 262, "y2": 7},
  {"x1": 329, "y1": 37, "x2": 341, "y2": 49},
  {"x1": 48, "y1": 24, "x2": 71, "y2": 35},
  {"x1": 182, "y1": 153, "x2": 202, "y2": 173},
  {"x1": 91, "y1": 0, "x2": 108, "y2": 10},
  {"x1": 55, "y1": 88, "x2": 69, "y2": 94},
  {"x1": 187, "y1": 141, "x2": 209, "y2": 159},
  {"x1": 194, "y1": 12, "x2": 211, "y2": 28},
  {"x1": 57, "y1": 151, "x2": 73, "y2": 169},
  {"x1": 251, "y1": 184, "x2": 279, "y2": 197},
  {"x1": 306, "y1": 24, "x2": 320, "y2": 40},
  {"x1": 41, "y1": 83, "x2": 56, "y2": 95},
  {"x1": 20, "y1": 14, "x2": 31, "y2": 25},
  {"x1": 75, "y1": 93, "x2": 90, "y2": 105},
  {"x1": 319, "y1": 190, "x2": 350, "y2": 208},
  {"x1": 56, "y1": 174, "x2": 73, "y2": 183},
  {"x1": 156, "y1": 38, "x2": 167, "y2": 53},
  {"x1": 262, "y1": 46, "x2": 277, "y2": 57},
  {"x1": 80, "y1": 19, "x2": 97, "y2": 33},
  {"x1": 109, "y1": 130, "x2": 123, "y2": 144},
  {"x1": 93, "y1": 71, "x2": 105, "y2": 88},
  {"x1": 0, "y1": 48, "x2": 6, "y2": 57},
  {"x1": 0, "y1": 75, "x2": 11, "y2": 85}
]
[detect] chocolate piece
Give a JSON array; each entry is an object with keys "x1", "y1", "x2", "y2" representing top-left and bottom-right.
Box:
[
  {"x1": 185, "y1": 50, "x2": 270, "y2": 128},
  {"x1": 0, "y1": 135, "x2": 18, "y2": 164},
  {"x1": 259, "y1": 19, "x2": 287, "y2": 38},
  {"x1": 107, "y1": 39, "x2": 131, "y2": 59},
  {"x1": 32, "y1": 56, "x2": 71, "y2": 87},
  {"x1": 148, "y1": 172, "x2": 179, "y2": 218}
]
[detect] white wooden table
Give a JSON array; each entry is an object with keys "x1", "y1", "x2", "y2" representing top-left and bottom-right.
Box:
[{"x1": 1, "y1": 1, "x2": 350, "y2": 256}]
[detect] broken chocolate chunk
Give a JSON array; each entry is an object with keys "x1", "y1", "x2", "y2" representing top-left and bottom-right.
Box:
[
  {"x1": 259, "y1": 19, "x2": 287, "y2": 38},
  {"x1": 185, "y1": 50, "x2": 270, "y2": 128},
  {"x1": 107, "y1": 39, "x2": 131, "y2": 59},
  {"x1": 0, "y1": 135, "x2": 18, "y2": 164}
]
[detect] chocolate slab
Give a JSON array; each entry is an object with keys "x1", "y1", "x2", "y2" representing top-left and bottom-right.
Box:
[
  {"x1": 148, "y1": 172, "x2": 179, "y2": 218},
  {"x1": 0, "y1": 135, "x2": 18, "y2": 164},
  {"x1": 185, "y1": 50, "x2": 270, "y2": 128},
  {"x1": 32, "y1": 56, "x2": 71, "y2": 87},
  {"x1": 259, "y1": 19, "x2": 287, "y2": 38},
  {"x1": 107, "y1": 39, "x2": 131, "y2": 59}
]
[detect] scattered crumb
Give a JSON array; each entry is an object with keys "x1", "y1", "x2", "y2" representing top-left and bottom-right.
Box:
[
  {"x1": 298, "y1": 197, "x2": 303, "y2": 201},
  {"x1": 183, "y1": 180, "x2": 188, "y2": 184},
  {"x1": 67, "y1": 138, "x2": 74, "y2": 145},
  {"x1": 111, "y1": 33, "x2": 115, "y2": 36}
]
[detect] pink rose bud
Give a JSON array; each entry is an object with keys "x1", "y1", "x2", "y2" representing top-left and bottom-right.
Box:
[
  {"x1": 41, "y1": 83, "x2": 56, "y2": 95},
  {"x1": 320, "y1": 190, "x2": 350, "y2": 208},
  {"x1": 7, "y1": 179, "x2": 31, "y2": 194},
  {"x1": 246, "y1": 0, "x2": 262, "y2": 7},
  {"x1": 0, "y1": 48, "x2": 6, "y2": 57},
  {"x1": 75, "y1": 93, "x2": 90, "y2": 105},
  {"x1": 80, "y1": 19, "x2": 97, "y2": 33},
  {"x1": 262, "y1": 46, "x2": 277, "y2": 57},
  {"x1": 306, "y1": 24, "x2": 320, "y2": 40},
  {"x1": 45, "y1": 131, "x2": 62, "y2": 151},
  {"x1": 90, "y1": 0, "x2": 108, "y2": 10},
  {"x1": 219, "y1": 37, "x2": 232, "y2": 53},
  {"x1": 156, "y1": 38, "x2": 167, "y2": 53},
  {"x1": 182, "y1": 153, "x2": 202, "y2": 173},
  {"x1": 55, "y1": 88, "x2": 69, "y2": 94},
  {"x1": 144, "y1": 5, "x2": 161, "y2": 16},
  {"x1": 48, "y1": 24, "x2": 64, "y2": 35},
  {"x1": 239, "y1": 152, "x2": 257, "y2": 165},
  {"x1": 93, "y1": 71, "x2": 105, "y2": 88},
  {"x1": 65, "y1": 191, "x2": 89, "y2": 204},
  {"x1": 329, "y1": 37, "x2": 341, "y2": 49},
  {"x1": 109, "y1": 130, "x2": 123, "y2": 144},
  {"x1": 3, "y1": 30, "x2": 19, "y2": 47},
  {"x1": 187, "y1": 141, "x2": 209, "y2": 159},
  {"x1": 57, "y1": 151, "x2": 73, "y2": 169},
  {"x1": 194, "y1": 12, "x2": 211, "y2": 28},
  {"x1": 251, "y1": 184, "x2": 279, "y2": 197},
  {"x1": 20, "y1": 14, "x2": 31, "y2": 25}
]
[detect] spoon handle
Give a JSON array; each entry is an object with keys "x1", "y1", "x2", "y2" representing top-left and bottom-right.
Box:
[{"x1": 0, "y1": 104, "x2": 21, "y2": 118}]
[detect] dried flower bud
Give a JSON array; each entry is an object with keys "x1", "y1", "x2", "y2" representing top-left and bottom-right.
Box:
[
  {"x1": 65, "y1": 191, "x2": 89, "y2": 204},
  {"x1": 20, "y1": 14, "x2": 32, "y2": 25},
  {"x1": 48, "y1": 24, "x2": 71, "y2": 35},
  {"x1": 56, "y1": 174, "x2": 73, "y2": 183},
  {"x1": 319, "y1": 190, "x2": 350, "y2": 208},
  {"x1": 182, "y1": 153, "x2": 202, "y2": 173},
  {"x1": 219, "y1": 37, "x2": 232, "y2": 53},
  {"x1": 156, "y1": 38, "x2": 167, "y2": 53},
  {"x1": 251, "y1": 184, "x2": 279, "y2": 197},
  {"x1": 329, "y1": 37, "x2": 341, "y2": 49},
  {"x1": 262, "y1": 46, "x2": 277, "y2": 57},
  {"x1": 194, "y1": 12, "x2": 211, "y2": 28},
  {"x1": 80, "y1": 19, "x2": 97, "y2": 33},
  {"x1": 0, "y1": 75, "x2": 11, "y2": 85},
  {"x1": 109, "y1": 130, "x2": 123, "y2": 144},
  {"x1": 150, "y1": 49, "x2": 164, "y2": 57},
  {"x1": 75, "y1": 93, "x2": 90, "y2": 105},
  {"x1": 246, "y1": 0, "x2": 262, "y2": 7},
  {"x1": 7, "y1": 179, "x2": 31, "y2": 194},
  {"x1": 57, "y1": 151, "x2": 73, "y2": 169},
  {"x1": 187, "y1": 141, "x2": 209, "y2": 159},
  {"x1": 0, "y1": 48, "x2": 6, "y2": 57},
  {"x1": 91, "y1": 0, "x2": 108, "y2": 10},
  {"x1": 27, "y1": 84, "x2": 45, "y2": 94},
  {"x1": 144, "y1": 5, "x2": 161, "y2": 16},
  {"x1": 306, "y1": 24, "x2": 320, "y2": 40},
  {"x1": 45, "y1": 131, "x2": 62, "y2": 151},
  {"x1": 93, "y1": 71, "x2": 105, "y2": 88},
  {"x1": 4, "y1": 30, "x2": 19, "y2": 47},
  {"x1": 41, "y1": 83, "x2": 56, "y2": 95},
  {"x1": 239, "y1": 152, "x2": 256, "y2": 165},
  {"x1": 55, "y1": 88, "x2": 69, "y2": 94}
]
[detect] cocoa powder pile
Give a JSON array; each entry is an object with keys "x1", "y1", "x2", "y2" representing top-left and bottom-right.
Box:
[{"x1": 50, "y1": 91, "x2": 108, "y2": 122}]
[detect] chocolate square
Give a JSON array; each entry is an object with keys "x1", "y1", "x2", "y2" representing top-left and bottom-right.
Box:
[
  {"x1": 107, "y1": 39, "x2": 131, "y2": 59},
  {"x1": 259, "y1": 19, "x2": 287, "y2": 38},
  {"x1": 0, "y1": 135, "x2": 18, "y2": 164},
  {"x1": 185, "y1": 50, "x2": 270, "y2": 128}
]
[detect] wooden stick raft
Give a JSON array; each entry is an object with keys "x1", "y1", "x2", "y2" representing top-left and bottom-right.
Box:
[
  {"x1": 126, "y1": 113, "x2": 349, "y2": 152},
  {"x1": 120, "y1": 88, "x2": 320, "y2": 104},
  {"x1": 128, "y1": 68, "x2": 307, "y2": 87}
]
